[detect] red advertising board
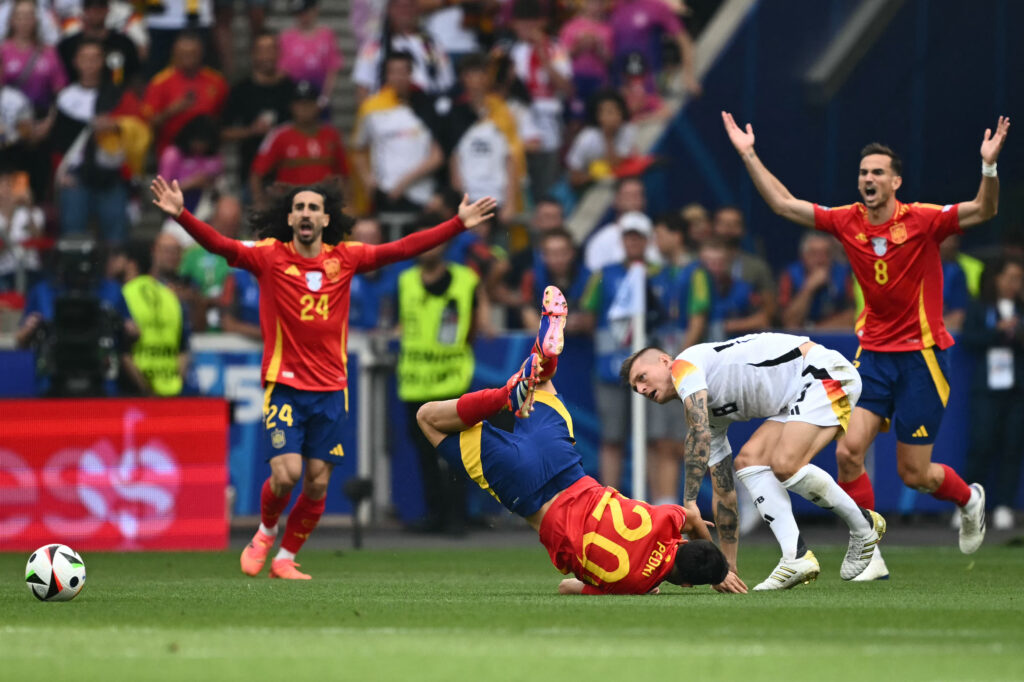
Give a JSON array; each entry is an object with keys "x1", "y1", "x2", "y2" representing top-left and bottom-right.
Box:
[{"x1": 0, "y1": 398, "x2": 229, "y2": 551}]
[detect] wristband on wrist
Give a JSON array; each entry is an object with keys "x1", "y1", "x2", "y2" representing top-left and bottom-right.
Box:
[{"x1": 982, "y1": 161, "x2": 998, "y2": 177}]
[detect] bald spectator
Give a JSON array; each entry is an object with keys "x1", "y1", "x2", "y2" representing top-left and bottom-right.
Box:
[
  {"x1": 713, "y1": 206, "x2": 776, "y2": 325},
  {"x1": 143, "y1": 31, "x2": 228, "y2": 154},
  {"x1": 778, "y1": 232, "x2": 855, "y2": 330},
  {"x1": 176, "y1": 196, "x2": 241, "y2": 331}
]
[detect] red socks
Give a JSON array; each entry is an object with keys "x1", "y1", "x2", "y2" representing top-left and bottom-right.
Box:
[
  {"x1": 932, "y1": 464, "x2": 972, "y2": 507},
  {"x1": 456, "y1": 386, "x2": 511, "y2": 426},
  {"x1": 280, "y1": 493, "x2": 326, "y2": 554},
  {"x1": 838, "y1": 472, "x2": 875, "y2": 510},
  {"x1": 532, "y1": 341, "x2": 559, "y2": 382},
  {"x1": 260, "y1": 478, "x2": 290, "y2": 529}
]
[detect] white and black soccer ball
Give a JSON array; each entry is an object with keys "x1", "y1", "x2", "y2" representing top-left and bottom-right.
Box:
[{"x1": 25, "y1": 544, "x2": 87, "y2": 602}]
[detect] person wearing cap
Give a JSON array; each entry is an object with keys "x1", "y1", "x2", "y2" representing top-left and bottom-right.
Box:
[
  {"x1": 581, "y1": 209, "x2": 663, "y2": 490},
  {"x1": 249, "y1": 79, "x2": 348, "y2": 209},
  {"x1": 583, "y1": 176, "x2": 661, "y2": 272}
]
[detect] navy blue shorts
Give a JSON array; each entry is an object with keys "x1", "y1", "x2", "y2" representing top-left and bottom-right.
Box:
[
  {"x1": 262, "y1": 382, "x2": 349, "y2": 463},
  {"x1": 437, "y1": 391, "x2": 586, "y2": 517},
  {"x1": 853, "y1": 346, "x2": 951, "y2": 444}
]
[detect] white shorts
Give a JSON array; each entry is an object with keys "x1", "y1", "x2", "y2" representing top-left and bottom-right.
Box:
[{"x1": 766, "y1": 345, "x2": 861, "y2": 434}]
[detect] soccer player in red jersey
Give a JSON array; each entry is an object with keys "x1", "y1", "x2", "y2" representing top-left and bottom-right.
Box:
[
  {"x1": 151, "y1": 175, "x2": 496, "y2": 579},
  {"x1": 723, "y1": 111, "x2": 1010, "y2": 577},
  {"x1": 416, "y1": 286, "x2": 745, "y2": 595}
]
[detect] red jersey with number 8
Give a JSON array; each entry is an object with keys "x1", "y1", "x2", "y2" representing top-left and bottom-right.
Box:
[
  {"x1": 174, "y1": 210, "x2": 465, "y2": 391},
  {"x1": 813, "y1": 200, "x2": 961, "y2": 352},
  {"x1": 538, "y1": 476, "x2": 687, "y2": 594}
]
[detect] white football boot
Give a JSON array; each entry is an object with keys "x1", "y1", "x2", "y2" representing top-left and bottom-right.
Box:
[
  {"x1": 958, "y1": 483, "x2": 986, "y2": 554},
  {"x1": 753, "y1": 551, "x2": 820, "y2": 591},
  {"x1": 841, "y1": 509, "x2": 886, "y2": 580},
  {"x1": 851, "y1": 546, "x2": 890, "y2": 581}
]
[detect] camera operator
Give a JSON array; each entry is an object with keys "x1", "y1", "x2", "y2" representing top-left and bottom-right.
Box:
[{"x1": 16, "y1": 239, "x2": 137, "y2": 396}]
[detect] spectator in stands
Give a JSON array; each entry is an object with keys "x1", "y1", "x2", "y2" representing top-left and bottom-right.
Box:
[
  {"x1": 778, "y1": 231, "x2": 855, "y2": 331},
  {"x1": 961, "y1": 257, "x2": 1024, "y2": 531},
  {"x1": 700, "y1": 236, "x2": 769, "y2": 341},
  {"x1": 219, "y1": 266, "x2": 260, "y2": 340},
  {"x1": 178, "y1": 195, "x2": 240, "y2": 330},
  {"x1": 566, "y1": 89, "x2": 638, "y2": 190},
  {"x1": 519, "y1": 227, "x2": 591, "y2": 333},
  {"x1": 584, "y1": 176, "x2": 660, "y2": 272},
  {"x1": 143, "y1": 30, "x2": 228, "y2": 154},
  {"x1": 397, "y1": 214, "x2": 486, "y2": 534},
  {"x1": 490, "y1": 49, "x2": 542, "y2": 160},
  {"x1": 0, "y1": 0, "x2": 60, "y2": 46},
  {"x1": 681, "y1": 202, "x2": 712, "y2": 254},
  {"x1": 121, "y1": 236, "x2": 192, "y2": 396},
  {"x1": 58, "y1": 0, "x2": 139, "y2": 88},
  {"x1": 647, "y1": 211, "x2": 710, "y2": 506},
  {"x1": 713, "y1": 205, "x2": 776, "y2": 326},
  {"x1": 0, "y1": 54, "x2": 34, "y2": 164},
  {"x1": 277, "y1": 0, "x2": 341, "y2": 112},
  {"x1": 53, "y1": 39, "x2": 132, "y2": 243},
  {"x1": 157, "y1": 115, "x2": 224, "y2": 218},
  {"x1": 582, "y1": 211, "x2": 661, "y2": 490},
  {"x1": 351, "y1": 51, "x2": 443, "y2": 214},
  {"x1": 419, "y1": 0, "x2": 480, "y2": 68},
  {"x1": 249, "y1": 80, "x2": 348, "y2": 209},
  {"x1": 221, "y1": 31, "x2": 294, "y2": 197},
  {"x1": 59, "y1": 0, "x2": 149, "y2": 61},
  {"x1": 352, "y1": 0, "x2": 455, "y2": 102},
  {"x1": 1, "y1": 0, "x2": 66, "y2": 114},
  {"x1": 447, "y1": 53, "x2": 524, "y2": 222},
  {"x1": 558, "y1": 0, "x2": 612, "y2": 121},
  {"x1": 619, "y1": 51, "x2": 668, "y2": 122},
  {"x1": 609, "y1": 0, "x2": 699, "y2": 96},
  {"x1": 349, "y1": 217, "x2": 399, "y2": 331},
  {"x1": 939, "y1": 234, "x2": 974, "y2": 333},
  {"x1": 213, "y1": 0, "x2": 267, "y2": 78},
  {"x1": 350, "y1": 0, "x2": 386, "y2": 49},
  {"x1": 0, "y1": 161, "x2": 42, "y2": 291},
  {"x1": 504, "y1": 197, "x2": 563, "y2": 305},
  {"x1": 509, "y1": 0, "x2": 572, "y2": 201},
  {"x1": 143, "y1": 0, "x2": 216, "y2": 78}
]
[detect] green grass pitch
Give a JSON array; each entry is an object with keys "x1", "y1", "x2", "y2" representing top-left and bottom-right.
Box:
[{"x1": 2, "y1": 544, "x2": 1023, "y2": 681}]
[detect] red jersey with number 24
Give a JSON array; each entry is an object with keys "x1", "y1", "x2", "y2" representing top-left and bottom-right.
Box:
[
  {"x1": 538, "y1": 476, "x2": 687, "y2": 594},
  {"x1": 175, "y1": 209, "x2": 465, "y2": 391},
  {"x1": 814, "y1": 200, "x2": 961, "y2": 352}
]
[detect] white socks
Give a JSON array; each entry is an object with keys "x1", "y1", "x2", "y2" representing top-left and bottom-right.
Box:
[
  {"x1": 259, "y1": 523, "x2": 278, "y2": 537},
  {"x1": 736, "y1": 465, "x2": 803, "y2": 560},
  {"x1": 781, "y1": 464, "x2": 871, "y2": 536},
  {"x1": 275, "y1": 548, "x2": 296, "y2": 562}
]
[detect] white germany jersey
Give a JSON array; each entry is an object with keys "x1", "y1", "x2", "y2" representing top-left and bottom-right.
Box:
[{"x1": 672, "y1": 332, "x2": 812, "y2": 465}]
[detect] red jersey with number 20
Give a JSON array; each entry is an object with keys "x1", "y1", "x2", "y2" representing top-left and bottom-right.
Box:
[
  {"x1": 538, "y1": 476, "x2": 687, "y2": 594},
  {"x1": 175, "y1": 209, "x2": 465, "y2": 391},
  {"x1": 814, "y1": 200, "x2": 961, "y2": 352}
]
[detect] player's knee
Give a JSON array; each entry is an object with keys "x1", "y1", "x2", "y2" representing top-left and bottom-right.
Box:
[
  {"x1": 735, "y1": 444, "x2": 766, "y2": 469},
  {"x1": 896, "y1": 460, "x2": 929, "y2": 489},
  {"x1": 303, "y1": 479, "x2": 329, "y2": 500},
  {"x1": 271, "y1": 469, "x2": 298, "y2": 493},
  {"x1": 416, "y1": 403, "x2": 437, "y2": 430}
]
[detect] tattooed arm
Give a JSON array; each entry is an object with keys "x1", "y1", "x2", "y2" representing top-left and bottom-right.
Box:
[
  {"x1": 682, "y1": 390, "x2": 711, "y2": 507},
  {"x1": 711, "y1": 455, "x2": 739, "y2": 571}
]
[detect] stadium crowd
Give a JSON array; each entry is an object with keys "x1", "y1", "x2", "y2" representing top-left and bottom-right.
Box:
[{"x1": 0, "y1": 0, "x2": 1021, "y2": 531}]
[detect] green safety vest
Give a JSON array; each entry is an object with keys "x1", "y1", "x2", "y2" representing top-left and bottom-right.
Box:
[
  {"x1": 397, "y1": 264, "x2": 478, "y2": 401},
  {"x1": 123, "y1": 275, "x2": 184, "y2": 396}
]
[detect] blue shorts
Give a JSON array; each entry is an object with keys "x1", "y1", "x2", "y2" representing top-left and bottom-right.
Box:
[
  {"x1": 853, "y1": 347, "x2": 951, "y2": 444},
  {"x1": 262, "y1": 382, "x2": 349, "y2": 463},
  {"x1": 437, "y1": 391, "x2": 586, "y2": 517}
]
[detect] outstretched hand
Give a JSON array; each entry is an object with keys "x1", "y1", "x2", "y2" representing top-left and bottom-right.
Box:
[
  {"x1": 713, "y1": 570, "x2": 748, "y2": 594},
  {"x1": 722, "y1": 111, "x2": 755, "y2": 156},
  {"x1": 980, "y1": 116, "x2": 1011, "y2": 164},
  {"x1": 458, "y1": 194, "x2": 498, "y2": 230},
  {"x1": 150, "y1": 175, "x2": 184, "y2": 218}
]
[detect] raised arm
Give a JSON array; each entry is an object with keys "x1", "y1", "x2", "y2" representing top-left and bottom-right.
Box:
[
  {"x1": 721, "y1": 111, "x2": 816, "y2": 228},
  {"x1": 958, "y1": 116, "x2": 1010, "y2": 229},
  {"x1": 150, "y1": 176, "x2": 253, "y2": 268},
  {"x1": 355, "y1": 195, "x2": 497, "y2": 272}
]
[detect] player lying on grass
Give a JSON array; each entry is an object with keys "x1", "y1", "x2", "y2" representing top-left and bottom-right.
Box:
[
  {"x1": 416, "y1": 286, "x2": 746, "y2": 595},
  {"x1": 622, "y1": 333, "x2": 887, "y2": 590}
]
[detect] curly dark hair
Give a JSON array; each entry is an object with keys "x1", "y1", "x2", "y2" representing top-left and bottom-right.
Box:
[{"x1": 249, "y1": 182, "x2": 354, "y2": 245}]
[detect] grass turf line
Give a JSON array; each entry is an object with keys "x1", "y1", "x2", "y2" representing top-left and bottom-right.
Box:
[{"x1": 2, "y1": 545, "x2": 1023, "y2": 681}]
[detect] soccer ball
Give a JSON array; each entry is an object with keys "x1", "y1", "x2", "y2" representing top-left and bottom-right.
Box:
[{"x1": 25, "y1": 544, "x2": 87, "y2": 602}]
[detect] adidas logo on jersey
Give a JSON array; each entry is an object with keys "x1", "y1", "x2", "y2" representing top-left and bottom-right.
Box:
[
  {"x1": 912, "y1": 426, "x2": 929, "y2": 438},
  {"x1": 330, "y1": 444, "x2": 344, "y2": 457}
]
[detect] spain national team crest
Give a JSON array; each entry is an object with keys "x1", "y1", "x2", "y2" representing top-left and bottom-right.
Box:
[
  {"x1": 323, "y1": 258, "x2": 341, "y2": 281},
  {"x1": 271, "y1": 428, "x2": 286, "y2": 449},
  {"x1": 305, "y1": 271, "x2": 323, "y2": 291},
  {"x1": 871, "y1": 237, "x2": 888, "y2": 256},
  {"x1": 890, "y1": 222, "x2": 908, "y2": 244}
]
